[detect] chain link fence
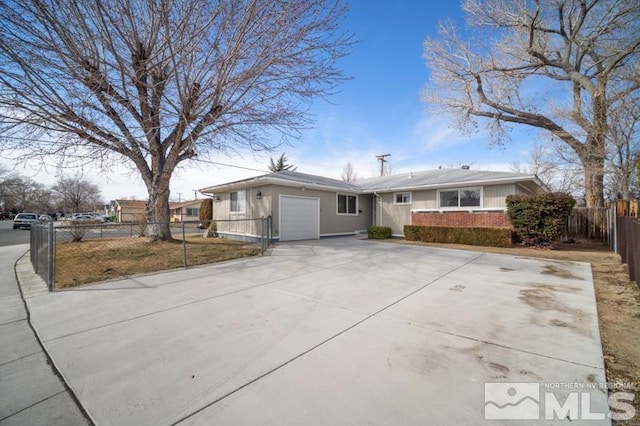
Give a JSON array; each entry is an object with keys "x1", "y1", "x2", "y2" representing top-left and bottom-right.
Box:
[
  {"x1": 30, "y1": 217, "x2": 272, "y2": 290},
  {"x1": 30, "y1": 221, "x2": 55, "y2": 291}
]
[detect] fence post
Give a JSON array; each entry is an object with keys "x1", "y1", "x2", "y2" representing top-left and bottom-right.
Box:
[
  {"x1": 611, "y1": 206, "x2": 617, "y2": 252},
  {"x1": 260, "y1": 217, "x2": 265, "y2": 255},
  {"x1": 47, "y1": 221, "x2": 54, "y2": 291},
  {"x1": 181, "y1": 222, "x2": 187, "y2": 269},
  {"x1": 31, "y1": 225, "x2": 38, "y2": 274}
]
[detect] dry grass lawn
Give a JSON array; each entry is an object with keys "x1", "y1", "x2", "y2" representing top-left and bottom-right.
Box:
[{"x1": 55, "y1": 235, "x2": 260, "y2": 288}]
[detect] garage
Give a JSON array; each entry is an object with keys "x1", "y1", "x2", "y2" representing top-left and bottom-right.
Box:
[{"x1": 279, "y1": 195, "x2": 319, "y2": 241}]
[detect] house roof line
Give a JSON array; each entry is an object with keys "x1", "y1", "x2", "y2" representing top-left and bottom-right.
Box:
[
  {"x1": 199, "y1": 171, "x2": 359, "y2": 194},
  {"x1": 114, "y1": 199, "x2": 202, "y2": 209},
  {"x1": 361, "y1": 176, "x2": 543, "y2": 192},
  {"x1": 200, "y1": 178, "x2": 359, "y2": 194},
  {"x1": 199, "y1": 170, "x2": 544, "y2": 195},
  {"x1": 169, "y1": 199, "x2": 202, "y2": 208}
]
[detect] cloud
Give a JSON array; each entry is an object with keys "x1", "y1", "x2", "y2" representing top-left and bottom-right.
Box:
[{"x1": 412, "y1": 114, "x2": 486, "y2": 152}]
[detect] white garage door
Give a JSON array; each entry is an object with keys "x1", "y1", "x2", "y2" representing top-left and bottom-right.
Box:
[{"x1": 280, "y1": 195, "x2": 319, "y2": 241}]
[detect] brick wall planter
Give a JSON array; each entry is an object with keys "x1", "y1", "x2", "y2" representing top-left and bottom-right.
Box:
[{"x1": 411, "y1": 210, "x2": 512, "y2": 229}]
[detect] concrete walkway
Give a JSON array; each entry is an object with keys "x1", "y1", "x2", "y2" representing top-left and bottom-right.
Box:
[
  {"x1": 11, "y1": 237, "x2": 612, "y2": 425},
  {"x1": 0, "y1": 245, "x2": 89, "y2": 425}
]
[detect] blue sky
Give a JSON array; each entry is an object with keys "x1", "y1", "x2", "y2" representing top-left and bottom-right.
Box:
[
  {"x1": 2, "y1": 0, "x2": 541, "y2": 202},
  {"x1": 264, "y1": 1, "x2": 538, "y2": 178}
]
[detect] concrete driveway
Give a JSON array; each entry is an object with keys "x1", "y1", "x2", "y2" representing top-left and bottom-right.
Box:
[{"x1": 21, "y1": 237, "x2": 609, "y2": 425}]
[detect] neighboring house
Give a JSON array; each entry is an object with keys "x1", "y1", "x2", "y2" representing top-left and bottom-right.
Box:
[
  {"x1": 94, "y1": 204, "x2": 111, "y2": 216},
  {"x1": 112, "y1": 199, "x2": 147, "y2": 222},
  {"x1": 199, "y1": 169, "x2": 547, "y2": 241},
  {"x1": 113, "y1": 199, "x2": 203, "y2": 223},
  {"x1": 169, "y1": 199, "x2": 202, "y2": 223}
]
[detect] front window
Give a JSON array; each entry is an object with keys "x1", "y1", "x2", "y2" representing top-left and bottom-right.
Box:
[
  {"x1": 230, "y1": 191, "x2": 246, "y2": 213},
  {"x1": 337, "y1": 194, "x2": 357, "y2": 215},
  {"x1": 460, "y1": 189, "x2": 481, "y2": 207},
  {"x1": 439, "y1": 188, "x2": 481, "y2": 208},
  {"x1": 185, "y1": 208, "x2": 199, "y2": 216},
  {"x1": 394, "y1": 192, "x2": 412, "y2": 205}
]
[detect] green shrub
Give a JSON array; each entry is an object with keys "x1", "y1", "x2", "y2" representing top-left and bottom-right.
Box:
[
  {"x1": 403, "y1": 225, "x2": 513, "y2": 248},
  {"x1": 368, "y1": 226, "x2": 392, "y2": 239},
  {"x1": 506, "y1": 193, "x2": 575, "y2": 246}
]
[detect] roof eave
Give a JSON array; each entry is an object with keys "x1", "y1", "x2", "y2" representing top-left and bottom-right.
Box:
[
  {"x1": 361, "y1": 175, "x2": 540, "y2": 193},
  {"x1": 199, "y1": 176, "x2": 360, "y2": 194}
]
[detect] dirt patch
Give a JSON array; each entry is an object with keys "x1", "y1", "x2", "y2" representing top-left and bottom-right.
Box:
[
  {"x1": 529, "y1": 282, "x2": 582, "y2": 293},
  {"x1": 550, "y1": 319, "x2": 570, "y2": 328},
  {"x1": 518, "y1": 287, "x2": 591, "y2": 337},
  {"x1": 394, "y1": 238, "x2": 640, "y2": 425},
  {"x1": 541, "y1": 264, "x2": 584, "y2": 280}
]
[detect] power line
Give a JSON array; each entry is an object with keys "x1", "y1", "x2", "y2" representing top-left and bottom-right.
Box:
[{"x1": 192, "y1": 158, "x2": 268, "y2": 173}]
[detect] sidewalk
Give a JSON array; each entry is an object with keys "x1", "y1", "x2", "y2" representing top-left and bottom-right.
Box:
[{"x1": 0, "y1": 245, "x2": 90, "y2": 426}]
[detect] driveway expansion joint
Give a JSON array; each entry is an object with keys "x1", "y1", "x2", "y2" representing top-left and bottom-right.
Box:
[
  {"x1": 0, "y1": 390, "x2": 67, "y2": 423},
  {"x1": 378, "y1": 315, "x2": 605, "y2": 371},
  {"x1": 170, "y1": 251, "x2": 487, "y2": 425}
]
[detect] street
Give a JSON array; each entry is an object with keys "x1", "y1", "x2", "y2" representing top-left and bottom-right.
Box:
[
  {"x1": 0, "y1": 219, "x2": 31, "y2": 247},
  {"x1": 0, "y1": 219, "x2": 203, "y2": 247}
]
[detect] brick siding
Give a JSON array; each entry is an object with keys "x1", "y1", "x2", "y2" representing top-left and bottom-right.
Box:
[{"x1": 411, "y1": 210, "x2": 512, "y2": 228}]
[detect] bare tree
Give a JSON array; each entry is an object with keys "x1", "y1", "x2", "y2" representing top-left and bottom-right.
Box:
[
  {"x1": 268, "y1": 153, "x2": 297, "y2": 172},
  {"x1": 0, "y1": 175, "x2": 50, "y2": 212},
  {"x1": 510, "y1": 141, "x2": 585, "y2": 200},
  {"x1": 0, "y1": 0, "x2": 352, "y2": 241},
  {"x1": 606, "y1": 98, "x2": 640, "y2": 200},
  {"x1": 423, "y1": 0, "x2": 640, "y2": 208},
  {"x1": 51, "y1": 176, "x2": 102, "y2": 213},
  {"x1": 341, "y1": 161, "x2": 358, "y2": 182}
]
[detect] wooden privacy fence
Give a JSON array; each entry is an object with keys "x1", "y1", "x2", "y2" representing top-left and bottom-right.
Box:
[
  {"x1": 615, "y1": 199, "x2": 640, "y2": 217},
  {"x1": 616, "y1": 216, "x2": 639, "y2": 284},
  {"x1": 565, "y1": 200, "x2": 639, "y2": 286},
  {"x1": 566, "y1": 199, "x2": 639, "y2": 240},
  {"x1": 566, "y1": 207, "x2": 608, "y2": 239}
]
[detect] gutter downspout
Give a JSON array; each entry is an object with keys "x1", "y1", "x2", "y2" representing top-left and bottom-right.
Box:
[{"x1": 373, "y1": 192, "x2": 382, "y2": 226}]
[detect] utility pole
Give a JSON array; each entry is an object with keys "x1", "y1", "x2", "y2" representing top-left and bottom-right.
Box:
[{"x1": 376, "y1": 154, "x2": 391, "y2": 176}]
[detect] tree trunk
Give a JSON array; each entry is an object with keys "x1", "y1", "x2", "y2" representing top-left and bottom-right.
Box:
[
  {"x1": 619, "y1": 171, "x2": 632, "y2": 200},
  {"x1": 583, "y1": 158, "x2": 605, "y2": 208},
  {"x1": 144, "y1": 182, "x2": 172, "y2": 242}
]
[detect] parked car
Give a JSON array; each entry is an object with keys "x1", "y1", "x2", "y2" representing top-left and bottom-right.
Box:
[
  {"x1": 95, "y1": 214, "x2": 111, "y2": 222},
  {"x1": 70, "y1": 213, "x2": 112, "y2": 222},
  {"x1": 13, "y1": 213, "x2": 39, "y2": 229},
  {"x1": 0, "y1": 211, "x2": 15, "y2": 220},
  {"x1": 38, "y1": 214, "x2": 53, "y2": 221},
  {"x1": 69, "y1": 213, "x2": 101, "y2": 221}
]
